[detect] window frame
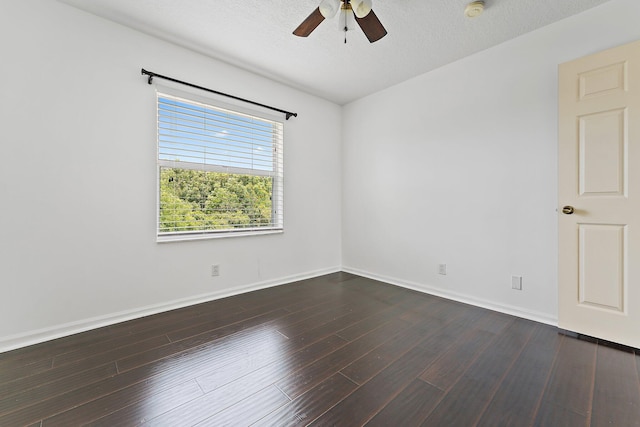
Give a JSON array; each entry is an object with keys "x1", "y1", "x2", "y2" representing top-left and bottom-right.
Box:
[{"x1": 154, "y1": 85, "x2": 284, "y2": 242}]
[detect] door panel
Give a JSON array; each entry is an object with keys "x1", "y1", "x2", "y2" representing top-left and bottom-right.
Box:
[
  {"x1": 559, "y1": 39, "x2": 640, "y2": 348},
  {"x1": 578, "y1": 109, "x2": 626, "y2": 196},
  {"x1": 578, "y1": 61, "x2": 626, "y2": 100},
  {"x1": 578, "y1": 223, "x2": 625, "y2": 312}
]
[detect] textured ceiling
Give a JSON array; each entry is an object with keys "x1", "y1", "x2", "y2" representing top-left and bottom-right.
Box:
[{"x1": 58, "y1": 0, "x2": 613, "y2": 104}]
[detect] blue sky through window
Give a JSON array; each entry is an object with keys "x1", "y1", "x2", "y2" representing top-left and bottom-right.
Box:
[{"x1": 158, "y1": 96, "x2": 277, "y2": 172}]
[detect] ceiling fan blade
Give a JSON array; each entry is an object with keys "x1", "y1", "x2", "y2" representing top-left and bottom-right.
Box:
[
  {"x1": 293, "y1": 7, "x2": 325, "y2": 37},
  {"x1": 355, "y1": 9, "x2": 387, "y2": 43}
]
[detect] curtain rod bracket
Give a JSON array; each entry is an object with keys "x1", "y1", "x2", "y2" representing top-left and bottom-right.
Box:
[
  {"x1": 141, "y1": 68, "x2": 154, "y2": 84},
  {"x1": 140, "y1": 68, "x2": 297, "y2": 120}
]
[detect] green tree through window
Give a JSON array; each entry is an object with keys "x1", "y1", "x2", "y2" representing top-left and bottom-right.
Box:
[{"x1": 159, "y1": 169, "x2": 274, "y2": 232}]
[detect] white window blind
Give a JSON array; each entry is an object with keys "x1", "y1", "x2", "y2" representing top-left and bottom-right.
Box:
[{"x1": 157, "y1": 93, "x2": 284, "y2": 238}]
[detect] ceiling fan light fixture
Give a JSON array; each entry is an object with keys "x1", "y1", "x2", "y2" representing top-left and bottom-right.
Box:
[
  {"x1": 465, "y1": 1, "x2": 485, "y2": 18},
  {"x1": 351, "y1": 0, "x2": 373, "y2": 18},
  {"x1": 319, "y1": 0, "x2": 341, "y2": 18}
]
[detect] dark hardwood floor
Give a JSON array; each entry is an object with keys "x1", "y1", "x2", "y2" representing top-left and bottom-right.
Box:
[{"x1": 1, "y1": 272, "x2": 639, "y2": 426}]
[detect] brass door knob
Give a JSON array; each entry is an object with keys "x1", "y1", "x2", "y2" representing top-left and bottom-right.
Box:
[{"x1": 562, "y1": 206, "x2": 575, "y2": 215}]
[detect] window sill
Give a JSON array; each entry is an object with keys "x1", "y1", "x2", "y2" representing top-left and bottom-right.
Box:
[{"x1": 157, "y1": 229, "x2": 283, "y2": 243}]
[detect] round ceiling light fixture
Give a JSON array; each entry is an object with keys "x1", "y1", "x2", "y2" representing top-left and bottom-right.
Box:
[{"x1": 465, "y1": 1, "x2": 485, "y2": 18}]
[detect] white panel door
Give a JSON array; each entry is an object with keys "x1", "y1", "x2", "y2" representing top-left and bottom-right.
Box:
[{"x1": 559, "y1": 39, "x2": 640, "y2": 348}]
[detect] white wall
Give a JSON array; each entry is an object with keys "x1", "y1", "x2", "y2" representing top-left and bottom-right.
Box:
[
  {"x1": 0, "y1": 0, "x2": 342, "y2": 351},
  {"x1": 3, "y1": 0, "x2": 639, "y2": 352},
  {"x1": 342, "y1": 0, "x2": 640, "y2": 324}
]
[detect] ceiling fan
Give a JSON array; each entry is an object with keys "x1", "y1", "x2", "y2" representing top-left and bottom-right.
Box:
[{"x1": 293, "y1": 0, "x2": 387, "y2": 43}]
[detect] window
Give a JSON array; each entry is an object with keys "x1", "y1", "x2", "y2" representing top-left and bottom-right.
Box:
[{"x1": 156, "y1": 92, "x2": 284, "y2": 240}]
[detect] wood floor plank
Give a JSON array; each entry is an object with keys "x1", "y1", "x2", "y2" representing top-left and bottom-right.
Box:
[
  {"x1": 590, "y1": 344, "x2": 640, "y2": 426},
  {"x1": 179, "y1": 282, "x2": 354, "y2": 340},
  {"x1": 403, "y1": 302, "x2": 485, "y2": 335},
  {"x1": 344, "y1": 279, "x2": 426, "y2": 308},
  {"x1": 231, "y1": 276, "x2": 357, "y2": 313},
  {"x1": 145, "y1": 334, "x2": 347, "y2": 426},
  {"x1": 0, "y1": 333, "x2": 115, "y2": 369},
  {"x1": 0, "y1": 353, "x2": 48, "y2": 376},
  {"x1": 259, "y1": 297, "x2": 358, "y2": 339},
  {"x1": 419, "y1": 328, "x2": 496, "y2": 391},
  {"x1": 199, "y1": 276, "x2": 328, "y2": 308},
  {"x1": 326, "y1": 271, "x2": 358, "y2": 283},
  {"x1": 536, "y1": 333, "x2": 597, "y2": 417},
  {"x1": 166, "y1": 302, "x2": 301, "y2": 342},
  {"x1": 476, "y1": 324, "x2": 563, "y2": 426},
  {"x1": 365, "y1": 378, "x2": 443, "y2": 427},
  {"x1": 397, "y1": 297, "x2": 459, "y2": 323},
  {"x1": 1, "y1": 335, "x2": 168, "y2": 397},
  {"x1": 275, "y1": 301, "x2": 374, "y2": 339},
  {"x1": 193, "y1": 302, "x2": 416, "y2": 396},
  {"x1": 420, "y1": 319, "x2": 536, "y2": 426},
  {"x1": 341, "y1": 277, "x2": 396, "y2": 295},
  {"x1": 117, "y1": 309, "x2": 289, "y2": 372},
  {"x1": 334, "y1": 304, "x2": 414, "y2": 342},
  {"x1": 42, "y1": 379, "x2": 203, "y2": 427},
  {"x1": 0, "y1": 363, "x2": 118, "y2": 416},
  {"x1": 50, "y1": 305, "x2": 244, "y2": 367},
  {"x1": 194, "y1": 335, "x2": 347, "y2": 393},
  {"x1": 285, "y1": 302, "x2": 391, "y2": 348},
  {"x1": 101, "y1": 300, "x2": 244, "y2": 338},
  {"x1": 308, "y1": 316, "x2": 482, "y2": 426},
  {"x1": 237, "y1": 285, "x2": 346, "y2": 315},
  {"x1": 0, "y1": 328, "x2": 286, "y2": 426},
  {"x1": 0, "y1": 357, "x2": 52, "y2": 385},
  {"x1": 194, "y1": 385, "x2": 290, "y2": 427},
  {"x1": 0, "y1": 301, "x2": 235, "y2": 368},
  {"x1": 472, "y1": 311, "x2": 515, "y2": 335},
  {"x1": 85, "y1": 378, "x2": 205, "y2": 426},
  {"x1": 0, "y1": 367, "x2": 156, "y2": 426},
  {"x1": 274, "y1": 301, "x2": 389, "y2": 349},
  {"x1": 251, "y1": 373, "x2": 358, "y2": 427},
  {"x1": 276, "y1": 318, "x2": 411, "y2": 400},
  {"x1": 533, "y1": 401, "x2": 587, "y2": 427},
  {"x1": 199, "y1": 315, "x2": 405, "y2": 397},
  {"x1": 285, "y1": 303, "x2": 485, "y2": 404},
  {"x1": 307, "y1": 345, "x2": 434, "y2": 426},
  {"x1": 340, "y1": 318, "x2": 445, "y2": 385}
]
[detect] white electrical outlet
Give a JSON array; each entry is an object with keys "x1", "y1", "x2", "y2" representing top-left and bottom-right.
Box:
[
  {"x1": 511, "y1": 276, "x2": 522, "y2": 290},
  {"x1": 211, "y1": 264, "x2": 220, "y2": 277},
  {"x1": 438, "y1": 264, "x2": 447, "y2": 275}
]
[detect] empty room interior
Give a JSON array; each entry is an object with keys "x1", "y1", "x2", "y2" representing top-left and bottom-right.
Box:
[{"x1": 2, "y1": 0, "x2": 640, "y2": 425}]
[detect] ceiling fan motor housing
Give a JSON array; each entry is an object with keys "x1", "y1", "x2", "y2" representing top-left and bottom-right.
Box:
[{"x1": 321, "y1": 0, "x2": 372, "y2": 19}]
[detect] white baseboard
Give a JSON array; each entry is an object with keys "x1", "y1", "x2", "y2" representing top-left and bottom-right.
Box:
[
  {"x1": 343, "y1": 266, "x2": 558, "y2": 326},
  {"x1": 0, "y1": 266, "x2": 341, "y2": 353}
]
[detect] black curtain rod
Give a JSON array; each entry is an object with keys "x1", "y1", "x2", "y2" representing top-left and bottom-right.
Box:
[{"x1": 141, "y1": 68, "x2": 297, "y2": 120}]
